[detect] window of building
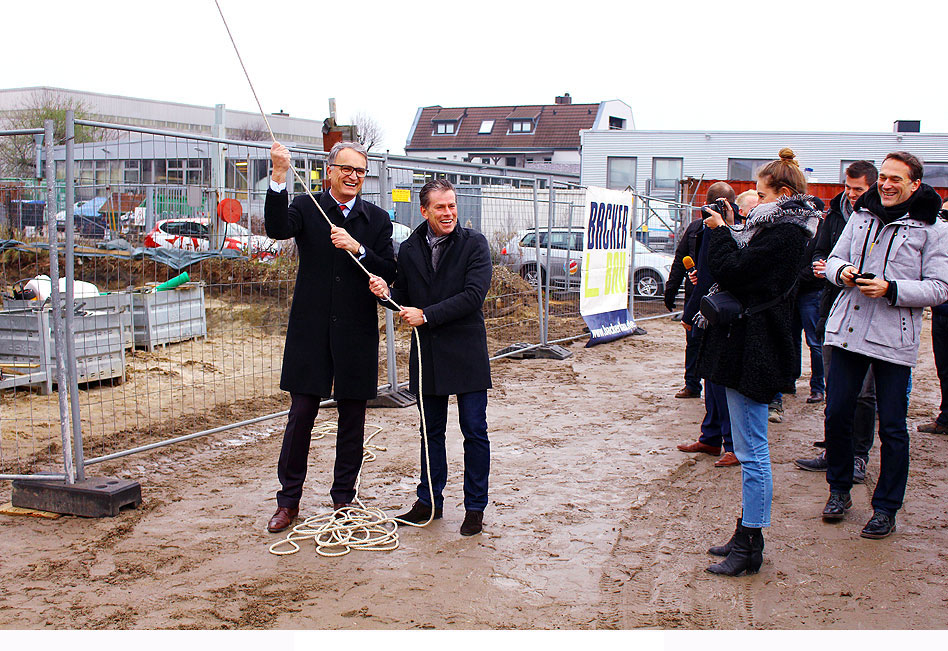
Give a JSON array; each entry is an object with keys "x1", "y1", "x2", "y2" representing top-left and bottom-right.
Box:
[
  {"x1": 727, "y1": 158, "x2": 771, "y2": 181},
  {"x1": 510, "y1": 120, "x2": 534, "y2": 133},
  {"x1": 505, "y1": 157, "x2": 517, "y2": 167},
  {"x1": 479, "y1": 120, "x2": 494, "y2": 134},
  {"x1": 923, "y1": 163, "x2": 948, "y2": 188},
  {"x1": 839, "y1": 160, "x2": 877, "y2": 182},
  {"x1": 652, "y1": 158, "x2": 683, "y2": 189},
  {"x1": 435, "y1": 121, "x2": 456, "y2": 135},
  {"x1": 480, "y1": 157, "x2": 492, "y2": 164},
  {"x1": 607, "y1": 156, "x2": 637, "y2": 191},
  {"x1": 608, "y1": 116, "x2": 626, "y2": 130}
]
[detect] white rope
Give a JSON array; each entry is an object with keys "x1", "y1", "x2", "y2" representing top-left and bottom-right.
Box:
[{"x1": 211, "y1": 0, "x2": 438, "y2": 556}]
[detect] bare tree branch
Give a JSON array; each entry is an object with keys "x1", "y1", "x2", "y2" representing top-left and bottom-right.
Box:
[
  {"x1": 351, "y1": 111, "x2": 384, "y2": 152},
  {"x1": 0, "y1": 89, "x2": 112, "y2": 178},
  {"x1": 229, "y1": 121, "x2": 269, "y2": 142}
]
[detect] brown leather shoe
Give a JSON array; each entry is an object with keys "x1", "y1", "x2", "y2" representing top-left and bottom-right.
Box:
[
  {"x1": 267, "y1": 506, "x2": 299, "y2": 533},
  {"x1": 675, "y1": 387, "x2": 701, "y2": 399},
  {"x1": 714, "y1": 451, "x2": 740, "y2": 467},
  {"x1": 677, "y1": 441, "x2": 721, "y2": 456},
  {"x1": 917, "y1": 420, "x2": 948, "y2": 434}
]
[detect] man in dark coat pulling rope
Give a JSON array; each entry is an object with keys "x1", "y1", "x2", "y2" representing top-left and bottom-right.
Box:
[
  {"x1": 264, "y1": 141, "x2": 396, "y2": 533},
  {"x1": 369, "y1": 179, "x2": 493, "y2": 536}
]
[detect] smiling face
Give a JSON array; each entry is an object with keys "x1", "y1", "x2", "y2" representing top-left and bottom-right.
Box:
[
  {"x1": 421, "y1": 188, "x2": 458, "y2": 237},
  {"x1": 328, "y1": 147, "x2": 367, "y2": 202},
  {"x1": 844, "y1": 174, "x2": 872, "y2": 207},
  {"x1": 877, "y1": 158, "x2": 921, "y2": 207}
]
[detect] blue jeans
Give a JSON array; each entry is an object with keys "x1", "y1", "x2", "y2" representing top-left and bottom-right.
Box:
[
  {"x1": 825, "y1": 346, "x2": 911, "y2": 515},
  {"x1": 725, "y1": 387, "x2": 772, "y2": 528},
  {"x1": 793, "y1": 289, "x2": 825, "y2": 394},
  {"x1": 699, "y1": 380, "x2": 733, "y2": 452},
  {"x1": 417, "y1": 390, "x2": 490, "y2": 512}
]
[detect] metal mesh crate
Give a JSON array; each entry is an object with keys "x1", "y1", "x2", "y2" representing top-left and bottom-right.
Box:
[
  {"x1": 130, "y1": 284, "x2": 207, "y2": 351},
  {"x1": 0, "y1": 307, "x2": 126, "y2": 394}
]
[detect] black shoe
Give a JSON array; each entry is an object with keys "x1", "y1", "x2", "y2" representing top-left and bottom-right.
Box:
[
  {"x1": 397, "y1": 500, "x2": 443, "y2": 524},
  {"x1": 706, "y1": 525, "x2": 763, "y2": 576},
  {"x1": 460, "y1": 510, "x2": 484, "y2": 536},
  {"x1": 794, "y1": 450, "x2": 828, "y2": 472},
  {"x1": 806, "y1": 391, "x2": 825, "y2": 404},
  {"x1": 861, "y1": 511, "x2": 896, "y2": 539},
  {"x1": 709, "y1": 517, "x2": 741, "y2": 557},
  {"x1": 821, "y1": 491, "x2": 852, "y2": 521},
  {"x1": 709, "y1": 517, "x2": 766, "y2": 557},
  {"x1": 853, "y1": 457, "x2": 867, "y2": 484}
]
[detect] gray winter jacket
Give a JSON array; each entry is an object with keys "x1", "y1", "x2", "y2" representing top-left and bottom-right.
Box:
[{"x1": 824, "y1": 186, "x2": 948, "y2": 367}]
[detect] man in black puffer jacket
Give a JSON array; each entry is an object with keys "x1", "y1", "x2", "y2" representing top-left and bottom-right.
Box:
[{"x1": 794, "y1": 161, "x2": 878, "y2": 482}]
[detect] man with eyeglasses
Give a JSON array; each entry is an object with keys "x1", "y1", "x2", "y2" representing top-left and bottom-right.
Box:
[{"x1": 264, "y1": 140, "x2": 396, "y2": 533}]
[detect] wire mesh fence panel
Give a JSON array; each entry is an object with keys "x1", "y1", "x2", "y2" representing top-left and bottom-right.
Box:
[{"x1": 3, "y1": 121, "x2": 601, "y2": 475}]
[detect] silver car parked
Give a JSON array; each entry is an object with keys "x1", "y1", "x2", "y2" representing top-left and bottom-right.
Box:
[{"x1": 498, "y1": 227, "x2": 673, "y2": 297}]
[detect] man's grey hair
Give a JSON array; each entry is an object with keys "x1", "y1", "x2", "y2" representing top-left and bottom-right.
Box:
[{"x1": 328, "y1": 141, "x2": 368, "y2": 166}]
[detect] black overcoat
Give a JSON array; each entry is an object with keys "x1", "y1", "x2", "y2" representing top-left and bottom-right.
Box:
[
  {"x1": 388, "y1": 222, "x2": 493, "y2": 396},
  {"x1": 265, "y1": 188, "x2": 396, "y2": 399},
  {"x1": 697, "y1": 223, "x2": 809, "y2": 404}
]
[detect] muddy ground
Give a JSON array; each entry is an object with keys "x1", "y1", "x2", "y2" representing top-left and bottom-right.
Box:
[{"x1": 1, "y1": 314, "x2": 947, "y2": 630}]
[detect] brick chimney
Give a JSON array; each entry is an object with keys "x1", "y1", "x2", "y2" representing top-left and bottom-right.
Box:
[{"x1": 555, "y1": 93, "x2": 572, "y2": 105}]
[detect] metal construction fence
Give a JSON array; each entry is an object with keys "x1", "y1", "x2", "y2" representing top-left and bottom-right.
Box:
[{"x1": 0, "y1": 116, "x2": 683, "y2": 486}]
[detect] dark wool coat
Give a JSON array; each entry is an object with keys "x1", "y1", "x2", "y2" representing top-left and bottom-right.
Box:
[
  {"x1": 665, "y1": 218, "x2": 703, "y2": 308},
  {"x1": 388, "y1": 222, "x2": 493, "y2": 396},
  {"x1": 813, "y1": 192, "x2": 851, "y2": 333},
  {"x1": 265, "y1": 189, "x2": 396, "y2": 399},
  {"x1": 697, "y1": 221, "x2": 811, "y2": 404}
]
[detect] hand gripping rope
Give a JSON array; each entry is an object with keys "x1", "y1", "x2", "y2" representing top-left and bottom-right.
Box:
[{"x1": 212, "y1": 1, "x2": 437, "y2": 556}]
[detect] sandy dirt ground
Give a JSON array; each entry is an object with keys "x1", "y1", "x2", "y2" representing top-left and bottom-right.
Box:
[{"x1": 1, "y1": 313, "x2": 947, "y2": 630}]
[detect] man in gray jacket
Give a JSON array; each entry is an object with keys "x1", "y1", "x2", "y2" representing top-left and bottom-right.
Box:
[{"x1": 820, "y1": 151, "x2": 948, "y2": 539}]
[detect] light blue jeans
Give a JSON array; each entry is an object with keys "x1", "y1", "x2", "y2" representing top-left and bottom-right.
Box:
[{"x1": 725, "y1": 387, "x2": 772, "y2": 528}]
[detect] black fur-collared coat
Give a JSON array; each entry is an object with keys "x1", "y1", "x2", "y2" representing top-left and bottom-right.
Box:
[{"x1": 697, "y1": 198, "x2": 819, "y2": 404}]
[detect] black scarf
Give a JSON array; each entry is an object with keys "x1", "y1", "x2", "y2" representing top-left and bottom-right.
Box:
[{"x1": 856, "y1": 182, "x2": 942, "y2": 225}]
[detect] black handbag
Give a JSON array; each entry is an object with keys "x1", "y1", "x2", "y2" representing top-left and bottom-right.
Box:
[
  {"x1": 699, "y1": 281, "x2": 798, "y2": 327},
  {"x1": 699, "y1": 291, "x2": 745, "y2": 326}
]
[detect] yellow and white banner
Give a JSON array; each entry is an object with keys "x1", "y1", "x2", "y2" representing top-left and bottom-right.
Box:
[{"x1": 580, "y1": 186, "x2": 636, "y2": 345}]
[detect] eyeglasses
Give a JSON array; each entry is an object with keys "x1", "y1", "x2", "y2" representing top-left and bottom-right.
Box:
[{"x1": 330, "y1": 164, "x2": 367, "y2": 178}]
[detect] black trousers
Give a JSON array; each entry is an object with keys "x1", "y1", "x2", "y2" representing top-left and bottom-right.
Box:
[{"x1": 276, "y1": 393, "x2": 366, "y2": 508}]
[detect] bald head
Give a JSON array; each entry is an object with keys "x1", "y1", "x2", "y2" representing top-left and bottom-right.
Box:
[{"x1": 706, "y1": 182, "x2": 736, "y2": 204}]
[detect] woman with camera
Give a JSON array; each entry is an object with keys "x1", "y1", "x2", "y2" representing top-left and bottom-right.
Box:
[{"x1": 697, "y1": 148, "x2": 823, "y2": 576}]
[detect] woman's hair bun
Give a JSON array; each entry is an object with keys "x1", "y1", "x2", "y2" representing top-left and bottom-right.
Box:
[{"x1": 778, "y1": 147, "x2": 799, "y2": 166}]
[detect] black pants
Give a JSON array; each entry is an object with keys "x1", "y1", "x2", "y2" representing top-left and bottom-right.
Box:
[
  {"x1": 823, "y1": 344, "x2": 876, "y2": 459},
  {"x1": 276, "y1": 393, "x2": 366, "y2": 508},
  {"x1": 684, "y1": 326, "x2": 703, "y2": 394},
  {"x1": 825, "y1": 347, "x2": 911, "y2": 515}
]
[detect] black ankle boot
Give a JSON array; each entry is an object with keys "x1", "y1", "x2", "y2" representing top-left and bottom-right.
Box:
[
  {"x1": 708, "y1": 517, "x2": 742, "y2": 557},
  {"x1": 706, "y1": 525, "x2": 763, "y2": 576}
]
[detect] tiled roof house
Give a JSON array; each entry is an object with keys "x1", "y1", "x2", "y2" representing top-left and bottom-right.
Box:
[{"x1": 405, "y1": 94, "x2": 634, "y2": 173}]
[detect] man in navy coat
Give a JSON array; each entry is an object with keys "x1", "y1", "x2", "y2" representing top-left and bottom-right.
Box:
[
  {"x1": 264, "y1": 141, "x2": 395, "y2": 533},
  {"x1": 369, "y1": 179, "x2": 493, "y2": 536}
]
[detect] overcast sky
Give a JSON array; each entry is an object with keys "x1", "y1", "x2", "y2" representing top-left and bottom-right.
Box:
[{"x1": 6, "y1": 0, "x2": 947, "y2": 154}]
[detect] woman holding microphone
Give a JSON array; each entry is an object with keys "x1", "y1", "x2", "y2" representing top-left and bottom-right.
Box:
[{"x1": 697, "y1": 149, "x2": 822, "y2": 576}]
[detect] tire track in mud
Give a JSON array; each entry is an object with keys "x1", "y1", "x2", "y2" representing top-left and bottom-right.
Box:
[{"x1": 596, "y1": 459, "x2": 757, "y2": 629}]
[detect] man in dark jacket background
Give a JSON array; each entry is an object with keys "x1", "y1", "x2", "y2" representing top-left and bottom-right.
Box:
[
  {"x1": 917, "y1": 197, "x2": 948, "y2": 436},
  {"x1": 263, "y1": 141, "x2": 396, "y2": 533},
  {"x1": 676, "y1": 183, "x2": 742, "y2": 467},
  {"x1": 666, "y1": 182, "x2": 737, "y2": 399},
  {"x1": 369, "y1": 179, "x2": 493, "y2": 536},
  {"x1": 794, "y1": 160, "x2": 877, "y2": 482}
]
